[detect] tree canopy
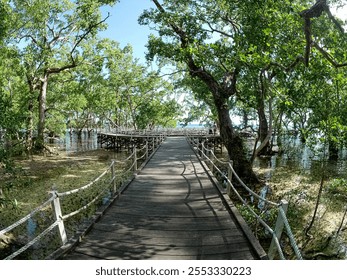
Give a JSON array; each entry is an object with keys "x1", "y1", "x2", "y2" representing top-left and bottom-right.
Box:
[
  {"x1": 0, "y1": 0, "x2": 181, "y2": 156},
  {"x1": 1, "y1": 0, "x2": 347, "y2": 180}
]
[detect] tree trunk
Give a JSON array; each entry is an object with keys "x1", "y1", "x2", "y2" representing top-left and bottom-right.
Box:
[
  {"x1": 257, "y1": 102, "x2": 270, "y2": 155},
  {"x1": 127, "y1": 94, "x2": 137, "y2": 130},
  {"x1": 328, "y1": 140, "x2": 339, "y2": 160},
  {"x1": 26, "y1": 98, "x2": 34, "y2": 152},
  {"x1": 217, "y1": 104, "x2": 259, "y2": 185},
  {"x1": 255, "y1": 88, "x2": 272, "y2": 156},
  {"x1": 151, "y1": 0, "x2": 259, "y2": 186},
  {"x1": 36, "y1": 74, "x2": 48, "y2": 150},
  {"x1": 25, "y1": 76, "x2": 36, "y2": 153}
]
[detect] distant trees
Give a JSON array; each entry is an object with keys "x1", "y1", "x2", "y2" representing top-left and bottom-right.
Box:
[
  {"x1": 9, "y1": 0, "x2": 116, "y2": 150},
  {"x1": 0, "y1": 0, "x2": 181, "y2": 156}
]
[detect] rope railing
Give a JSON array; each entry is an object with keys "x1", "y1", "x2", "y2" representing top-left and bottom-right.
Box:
[
  {"x1": 0, "y1": 135, "x2": 165, "y2": 260},
  {"x1": 188, "y1": 135, "x2": 303, "y2": 260},
  {"x1": 0, "y1": 196, "x2": 55, "y2": 236}
]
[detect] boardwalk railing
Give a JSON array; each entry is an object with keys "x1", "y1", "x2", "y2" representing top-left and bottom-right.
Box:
[
  {"x1": 0, "y1": 137, "x2": 164, "y2": 260},
  {"x1": 99, "y1": 127, "x2": 210, "y2": 136},
  {"x1": 188, "y1": 135, "x2": 303, "y2": 260}
]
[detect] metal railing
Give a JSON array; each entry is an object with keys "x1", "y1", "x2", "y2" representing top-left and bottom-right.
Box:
[
  {"x1": 187, "y1": 135, "x2": 303, "y2": 260},
  {"x1": 0, "y1": 136, "x2": 164, "y2": 260}
]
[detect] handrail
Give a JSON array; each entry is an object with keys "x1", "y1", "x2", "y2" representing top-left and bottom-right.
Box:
[
  {"x1": 58, "y1": 167, "x2": 111, "y2": 197},
  {"x1": 187, "y1": 135, "x2": 303, "y2": 260},
  {"x1": 0, "y1": 134, "x2": 165, "y2": 260},
  {"x1": 203, "y1": 143, "x2": 279, "y2": 207},
  {"x1": 0, "y1": 196, "x2": 55, "y2": 237}
]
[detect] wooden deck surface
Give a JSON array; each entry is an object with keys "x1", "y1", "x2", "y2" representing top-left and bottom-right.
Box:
[{"x1": 61, "y1": 137, "x2": 264, "y2": 260}]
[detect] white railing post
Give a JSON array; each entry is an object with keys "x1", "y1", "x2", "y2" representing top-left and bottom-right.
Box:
[
  {"x1": 50, "y1": 189, "x2": 68, "y2": 245},
  {"x1": 227, "y1": 160, "x2": 233, "y2": 197},
  {"x1": 111, "y1": 160, "x2": 117, "y2": 193},
  {"x1": 268, "y1": 199, "x2": 289, "y2": 259}
]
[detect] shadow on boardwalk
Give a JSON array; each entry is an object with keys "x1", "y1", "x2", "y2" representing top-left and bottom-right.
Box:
[{"x1": 60, "y1": 137, "x2": 266, "y2": 260}]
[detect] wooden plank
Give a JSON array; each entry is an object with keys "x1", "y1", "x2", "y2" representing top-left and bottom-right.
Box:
[
  {"x1": 92, "y1": 219, "x2": 237, "y2": 231},
  {"x1": 84, "y1": 229, "x2": 247, "y2": 246},
  {"x1": 72, "y1": 239, "x2": 256, "y2": 260}
]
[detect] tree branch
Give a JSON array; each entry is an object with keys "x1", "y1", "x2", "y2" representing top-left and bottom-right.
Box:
[
  {"x1": 262, "y1": 55, "x2": 305, "y2": 80},
  {"x1": 300, "y1": 0, "x2": 345, "y2": 67},
  {"x1": 20, "y1": 34, "x2": 39, "y2": 45},
  {"x1": 325, "y1": 8, "x2": 345, "y2": 33},
  {"x1": 46, "y1": 14, "x2": 111, "y2": 75},
  {"x1": 151, "y1": 0, "x2": 225, "y2": 100},
  {"x1": 205, "y1": 21, "x2": 233, "y2": 38},
  {"x1": 312, "y1": 41, "x2": 347, "y2": 68}
]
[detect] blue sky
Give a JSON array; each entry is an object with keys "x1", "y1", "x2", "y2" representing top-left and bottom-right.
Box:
[{"x1": 100, "y1": 0, "x2": 156, "y2": 64}]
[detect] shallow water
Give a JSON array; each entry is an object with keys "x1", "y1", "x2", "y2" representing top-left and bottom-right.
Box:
[
  {"x1": 48, "y1": 130, "x2": 100, "y2": 153},
  {"x1": 252, "y1": 136, "x2": 347, "y2": 182}
]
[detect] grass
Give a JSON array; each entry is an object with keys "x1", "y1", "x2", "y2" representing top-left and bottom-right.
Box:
[
  {"x1": 253, "y1": 156, "x2": 347, "y2": 259},
  {"x1": 0, "y1": 149, "x2": 127, "y2": 228},
  {"x1": 0, "y1": 148, "x2": 137, "y2": 259}
]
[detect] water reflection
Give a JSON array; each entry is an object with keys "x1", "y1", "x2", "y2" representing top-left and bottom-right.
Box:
[
  {"x1": 253, "y1": 136, "x2": 347, "y2": 180},
  {"x1": 49, "y1": 130, "x2": 99, "y2": 153}
]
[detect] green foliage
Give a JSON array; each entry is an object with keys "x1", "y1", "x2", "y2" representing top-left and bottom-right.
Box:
[
  {"x1": 0, "y1": 0, "x2": 10, "y2": 42},
  {"x1": 236, "y1": 203, "x2": 278, "y2": 239},
  {"x1": 326, "y1": 178, "x2": 347, "y2": 199},
  {"x1": 0, "y1": 0, "x2": 183, "y2": 156}
]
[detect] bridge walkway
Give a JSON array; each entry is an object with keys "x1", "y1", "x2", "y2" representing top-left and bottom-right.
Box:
[{"x1": 61, "y1": 137, "x2": 265, "y2": 260}]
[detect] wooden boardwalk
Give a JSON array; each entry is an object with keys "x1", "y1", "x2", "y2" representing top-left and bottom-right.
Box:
[{"x1": 61, "y1": 137, "x2": 266, "y2": 260}]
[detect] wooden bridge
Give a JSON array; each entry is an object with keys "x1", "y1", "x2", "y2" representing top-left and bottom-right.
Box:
[{"x1": 59, "y1": 136, "x2": 267, "y2": 260}]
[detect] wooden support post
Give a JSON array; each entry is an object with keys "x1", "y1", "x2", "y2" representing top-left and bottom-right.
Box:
[
  {"x1": 51, "y1": 189, "x2": 68, "y2": 245},
  {"x1": 133, "y1": 146, "x2": 138, "y2": 171},
  {"x1": 227, "y1": 160, "x2": 233, "y2": 197},
  {"x1": 209, "y1": 149, "x2": 214, "y2": 173},
  {"x1": 213, "y1": 137, "x2": 217, "y2": 154},
  {"x1": 111, "y1": 160, "x2": 117, "y2": 193},
  {"x1": 198, "y1": 140, "x2": 202, "y2": 157},
  {"x1": 268, "y1": 199, "x2": 289, "y2": 260},
  {"x1": 145, "y1": 141, "x2": 149, "y2": 159}
]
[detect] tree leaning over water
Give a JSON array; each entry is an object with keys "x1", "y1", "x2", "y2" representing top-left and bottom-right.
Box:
[
  {"x1": 140, "y1": 0, "x2": 347, "y2": 184},
  {"x1": 141, "y1": 0, "x2": 262, "y2": 184},
  {"x1": 139, "y1": 0, "x2": 302, "y2": 184}
]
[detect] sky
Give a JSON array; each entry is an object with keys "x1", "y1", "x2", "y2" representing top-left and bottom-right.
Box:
[
  {"x1": 100, "y1": 0, "x2": 155, "y2": 64},
  {"x1": 99, "y1": 1, "x2": 347, "y2": 66}
]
